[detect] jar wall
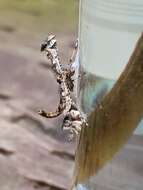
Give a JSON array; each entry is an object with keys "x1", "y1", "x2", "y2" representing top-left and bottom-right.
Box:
[{"x1": 74, "y1": 0, "x2": 143, "y2": 189}]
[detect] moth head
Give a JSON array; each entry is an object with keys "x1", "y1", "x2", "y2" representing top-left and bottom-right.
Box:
[{"x1": 41, "y1": 34, "x2": 57, "y2": 51}]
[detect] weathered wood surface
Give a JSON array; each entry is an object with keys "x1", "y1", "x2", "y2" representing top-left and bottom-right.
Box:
[
  {"x1": 0, "y1": 120, "x2": 74, "y2": 190},
  {"x1": 84, "y1": 135, "x2": 143, "y2": 190},
  {"x1": 0, "y1": 36, "x2": 75, "y2": 190}
]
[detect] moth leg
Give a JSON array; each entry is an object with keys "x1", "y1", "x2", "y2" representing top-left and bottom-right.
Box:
[
  {"x1": 69, "y1": 39, "x2": 78, "y2": 63},
  {"x1": 38, "y1": 107, "x2": 63, "y2": 118}
]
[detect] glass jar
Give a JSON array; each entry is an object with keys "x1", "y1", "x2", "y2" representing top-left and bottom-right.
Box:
[{"x1": 73, "y1": 0, "x2": 143, "y2": 189}]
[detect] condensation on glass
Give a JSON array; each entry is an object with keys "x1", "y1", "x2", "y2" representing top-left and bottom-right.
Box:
[{"x1": 74, "y1": 0, "x2": 143, "y2": 189}]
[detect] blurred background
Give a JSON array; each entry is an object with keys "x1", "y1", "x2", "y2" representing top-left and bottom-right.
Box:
[{"x1": 0, "y1": 1, "x2": 78, "y2": 190}]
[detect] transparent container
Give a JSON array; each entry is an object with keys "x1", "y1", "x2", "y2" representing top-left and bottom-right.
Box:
[{"x1": 73, "y1": 0, "x2": 143, "y2": 189}]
